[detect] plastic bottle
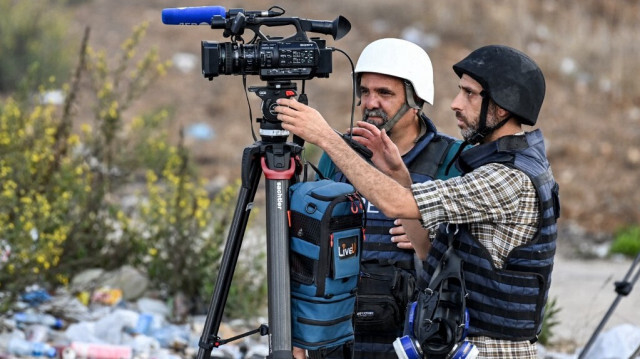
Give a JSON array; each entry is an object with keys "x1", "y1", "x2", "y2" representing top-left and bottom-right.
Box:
[
  {"x1": 13, "y1": 312, "x2": 64, "y2": 329},
  {"x1": 7, "y1": 337, "x2": 57, "y2": 357},
  {"x1": 69, "y1": 341, "x2": 133, "y2": 359}
]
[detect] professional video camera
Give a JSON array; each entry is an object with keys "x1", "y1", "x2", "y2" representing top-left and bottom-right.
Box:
[
  {"x1": 162, "y1": 4, "x2": 372, "y2": 161},
  {"x1": 163, "y1": 5, "x2": 355, "y2": 141},
  {"x1": 162, "y1": 5, "x2": 350, "y2": 81}
]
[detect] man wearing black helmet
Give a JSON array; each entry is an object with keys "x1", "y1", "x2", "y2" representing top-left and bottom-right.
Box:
[{"x1": 275, "y1": 45, "x2": 560, "y2": 358}]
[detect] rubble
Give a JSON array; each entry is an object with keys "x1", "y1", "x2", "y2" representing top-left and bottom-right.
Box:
[
  {"x1": 2, "y1": 266, "x2": 638, "y2": 358},
  {"x1": 0, "y1": 267, "x2": 269, "y2": 359}
]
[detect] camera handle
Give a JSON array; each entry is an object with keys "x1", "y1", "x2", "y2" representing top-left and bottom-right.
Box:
[{"x1": 578, "y1": 251, "x2": 640, "y2": 359}]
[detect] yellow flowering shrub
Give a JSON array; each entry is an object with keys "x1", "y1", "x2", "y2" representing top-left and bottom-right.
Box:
[
  {"x1": 0, "y1": 97, "x2": 82, "y2": 300},
  {"x1": 0, "y1": 22, "x2": 267, "y2": 317}
]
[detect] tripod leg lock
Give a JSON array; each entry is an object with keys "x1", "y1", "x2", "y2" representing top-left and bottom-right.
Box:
[
  {"x1": 614, "y1": 280, "x2": 632, "y2": 296},
  {"x1": 204, "y1": 325, "x2": 270, "y2": 349},
  {"x1": 199, "y1": 335, "x2": 222, "y2": 350},
  {"x1": 259, "y1": 324, "x2": 270, "y2": 336}
]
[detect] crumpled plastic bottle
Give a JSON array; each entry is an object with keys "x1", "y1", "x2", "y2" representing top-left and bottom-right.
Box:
[
  {"x1": 68, "y1": 341, "x2": 133, "y2": 359},
  {"x1": 7, "y1": 337, "x2": 57, "y2": 358},
  {"x1": 13, "y1": 312, "x2": 64, "y2": 329},
  {"x1": 150, "y1": 324, "x2": 190, "y2": 349}
]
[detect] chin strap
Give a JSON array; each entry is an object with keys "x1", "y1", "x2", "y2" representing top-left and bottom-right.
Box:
[
  {"x1": 380, "y1": 80, "x2": 423, "y2": 135},
  {"x1": 380, "y1": 103, "x2": 412, "y2": 135}
]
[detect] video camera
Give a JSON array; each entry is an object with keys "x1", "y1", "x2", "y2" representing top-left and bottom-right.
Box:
[
  {"x1": 161, "y1": 5, "x2": 351, "y2": 81},
  {"x1": 162, "y1": 6, "x2": 372, "y2": 157}
]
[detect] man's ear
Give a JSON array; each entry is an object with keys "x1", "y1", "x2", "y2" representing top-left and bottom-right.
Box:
[{"x1": 497, "y1": 106, "x2": 510, "y2": 120}]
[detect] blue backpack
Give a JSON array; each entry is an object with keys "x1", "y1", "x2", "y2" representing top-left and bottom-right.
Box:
[{"x1": 288, "y1": 179, "x2": 365, "y2": 352}]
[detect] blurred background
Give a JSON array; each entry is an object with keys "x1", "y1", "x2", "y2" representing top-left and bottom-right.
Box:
[{"x1": 69, "y1": 0, "x2": 640, "y2": 235}]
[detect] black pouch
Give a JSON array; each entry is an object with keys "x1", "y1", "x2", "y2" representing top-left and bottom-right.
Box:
[{"x1": 354, "y1": 263, "x2": 416, "y2": 335}]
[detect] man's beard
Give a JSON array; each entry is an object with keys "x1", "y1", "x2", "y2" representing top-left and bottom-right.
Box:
[
  {"x1": 457, "y1": 112, "x2": 477, "y2": 142},
  {"x1": 458, "y1": 107, "x2": 498, "y2": 142},
  {"x1": 362, "y1": 108, "x2": 390, "y2": 129}
]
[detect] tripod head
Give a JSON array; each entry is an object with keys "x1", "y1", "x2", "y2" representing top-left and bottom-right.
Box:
[{"x1": 249, "y1": 81, "x2": 298, "y2": 140}]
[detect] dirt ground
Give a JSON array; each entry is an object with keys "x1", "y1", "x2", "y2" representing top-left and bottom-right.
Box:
[{"x1": 547, "y1": 245, "x2": 640, "y2": 352}]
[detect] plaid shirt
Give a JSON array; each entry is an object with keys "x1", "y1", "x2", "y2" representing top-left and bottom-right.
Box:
[{"x1": 411, "y1": 162, "x2": 540, "y2": 358}]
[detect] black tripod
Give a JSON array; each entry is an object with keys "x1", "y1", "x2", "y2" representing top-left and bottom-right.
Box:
[
  {"x1": 196, "y1": 81, "x2": 304, "y2": 359},
  {"x1": 578, "y1": 251, "x2": 640, "y2": 359}
]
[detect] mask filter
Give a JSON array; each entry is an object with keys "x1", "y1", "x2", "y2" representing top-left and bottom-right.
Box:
[
  {"x1": 393, "y1": 306, "x2": 478, "y2": 359},
  {"x1": 393, "y1": 234, "x2": 478, "y2": 359}
]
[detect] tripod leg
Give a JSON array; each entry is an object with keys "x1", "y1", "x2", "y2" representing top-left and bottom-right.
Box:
[
  {"x1": 579, "y1": 252, "x2": 640, "y2": 359},
  {"x1": 262, "y1": 153, "x2": 297, "y2": 359},
  {"x1": 630, "y1": 342, "x2": 640, "y2": 359},
  {"x1": 197, "y1": 145, "x2": 263, "y2": 359}
]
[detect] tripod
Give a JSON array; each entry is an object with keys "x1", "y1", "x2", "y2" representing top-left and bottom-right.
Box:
[
  {"x1": 578, "y1": 251, "x2": 640, "y2": 359},
  {"x1": 196, "y1": 81, "x2": 304, "y2": 359}
]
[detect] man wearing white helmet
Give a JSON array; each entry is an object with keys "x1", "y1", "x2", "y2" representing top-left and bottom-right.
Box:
[
  {"x1": 314, "y1": 38, "x2": 467, "y2": 359},
  {"x1": 278, "y1": 44, "x2": 560, "y2": 359}
]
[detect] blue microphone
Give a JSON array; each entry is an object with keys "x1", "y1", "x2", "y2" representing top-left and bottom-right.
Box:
[{"x1": 161, "y1": 6, "x2": 227, "y2": 25}]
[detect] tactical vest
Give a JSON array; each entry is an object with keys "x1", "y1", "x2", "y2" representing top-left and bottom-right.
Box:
[
  {"x1": 332, "y1": 116, "x2": 460, "y2": 267},
  {"x1": 421, "y1": 130, "x2": 560, "y2": 341}
]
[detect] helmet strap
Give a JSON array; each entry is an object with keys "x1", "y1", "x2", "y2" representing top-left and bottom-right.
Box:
[
  {"x1": 403, "y1": 80, "x2": 424, "y2": 110},
  {"x1": 380, "y1": 81, "x2": 423, "y2": 134},
  {"x1": 380, "y1": 103, "x2": 411, "y2": 135},
  {"x1": 465, "y1": 91, "x2": 491, "y2": 145}
]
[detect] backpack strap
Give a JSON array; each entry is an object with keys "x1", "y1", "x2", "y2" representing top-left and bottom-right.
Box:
[{"x1": 305, "y1": 160, "x2": 328, "y2": 180}]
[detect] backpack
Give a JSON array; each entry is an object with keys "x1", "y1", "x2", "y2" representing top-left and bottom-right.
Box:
[{"x1": 288, "y1": 179, "x2": 365, "y2": 352}]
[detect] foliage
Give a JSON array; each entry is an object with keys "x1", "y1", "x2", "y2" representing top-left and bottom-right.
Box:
[
  {"x1": 0, "y1": 95, "x2": 77, "y2": 297},
  {"x1": 0, "y1": 0, "x2": 74, "y2": 93},
  {"x1": 0, "y1": 22, "x2": 268, "y2": 319},
  {"x1": 539, "y1": 296, "x2": 561, "y2": 345},
  {"x1": 610, "y1": 225, "x2": 640, "y2": 258}
]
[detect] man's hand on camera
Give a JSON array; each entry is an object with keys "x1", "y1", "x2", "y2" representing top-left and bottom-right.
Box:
[{"x1": 275, "y1": 97, "x2": 337, "y2": 148}]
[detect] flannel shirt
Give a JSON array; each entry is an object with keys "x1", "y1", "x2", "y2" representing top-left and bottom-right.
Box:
[{"x1": 411, "y1": 162, "x2": 540, "y2": 358}]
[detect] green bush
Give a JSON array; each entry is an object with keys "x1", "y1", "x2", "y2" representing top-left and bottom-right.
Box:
[
  {"x1": 0, "y1": 0, "x2": 74, "y2": 93},
  {"x1": 539, "y1": 296, "x2": 561, "y2": 345},
  {"x1": 610, "y1": 225, "x2": 640, "y2": 258},
  {"x1": 0, "y1": 22, "x2": 267, "y2": 319}
]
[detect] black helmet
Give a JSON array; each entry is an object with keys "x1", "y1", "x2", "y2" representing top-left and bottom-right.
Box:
[{"x1": 452, "y1": 45, "x2": 545, "y2": 126}]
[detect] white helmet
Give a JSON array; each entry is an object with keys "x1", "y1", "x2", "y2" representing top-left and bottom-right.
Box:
[{"x1": 354, "y1": 38, "x2": 434, "y2": 106}]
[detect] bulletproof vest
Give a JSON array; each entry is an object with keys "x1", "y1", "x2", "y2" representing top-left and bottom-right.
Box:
[
  {"x1": 421, "y1": 130, "x2": 560, "y2": 341},
  {"x1": 332, "y1": 117, "x2": 458, "y2": 268}
]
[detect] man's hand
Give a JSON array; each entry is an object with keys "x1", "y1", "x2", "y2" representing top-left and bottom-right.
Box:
[
  {"x1": 389, "y1": 223, "x2": 415, "y2": 250},
  {"x1": 349, "y1": 121, "x2": 410, "y2": 186},
  {"x1": 292, "y1": 347, "x2": 307, "y2": 359},
  {"x1": 275, "y1": 97, "x2": 336, "y2": 147},
  {"x1": 275, "y1": 97, "x2": 421, "y2": 220},
  {"x1": 393, "y1": 219, "x2": 431, "y2": 260}
]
